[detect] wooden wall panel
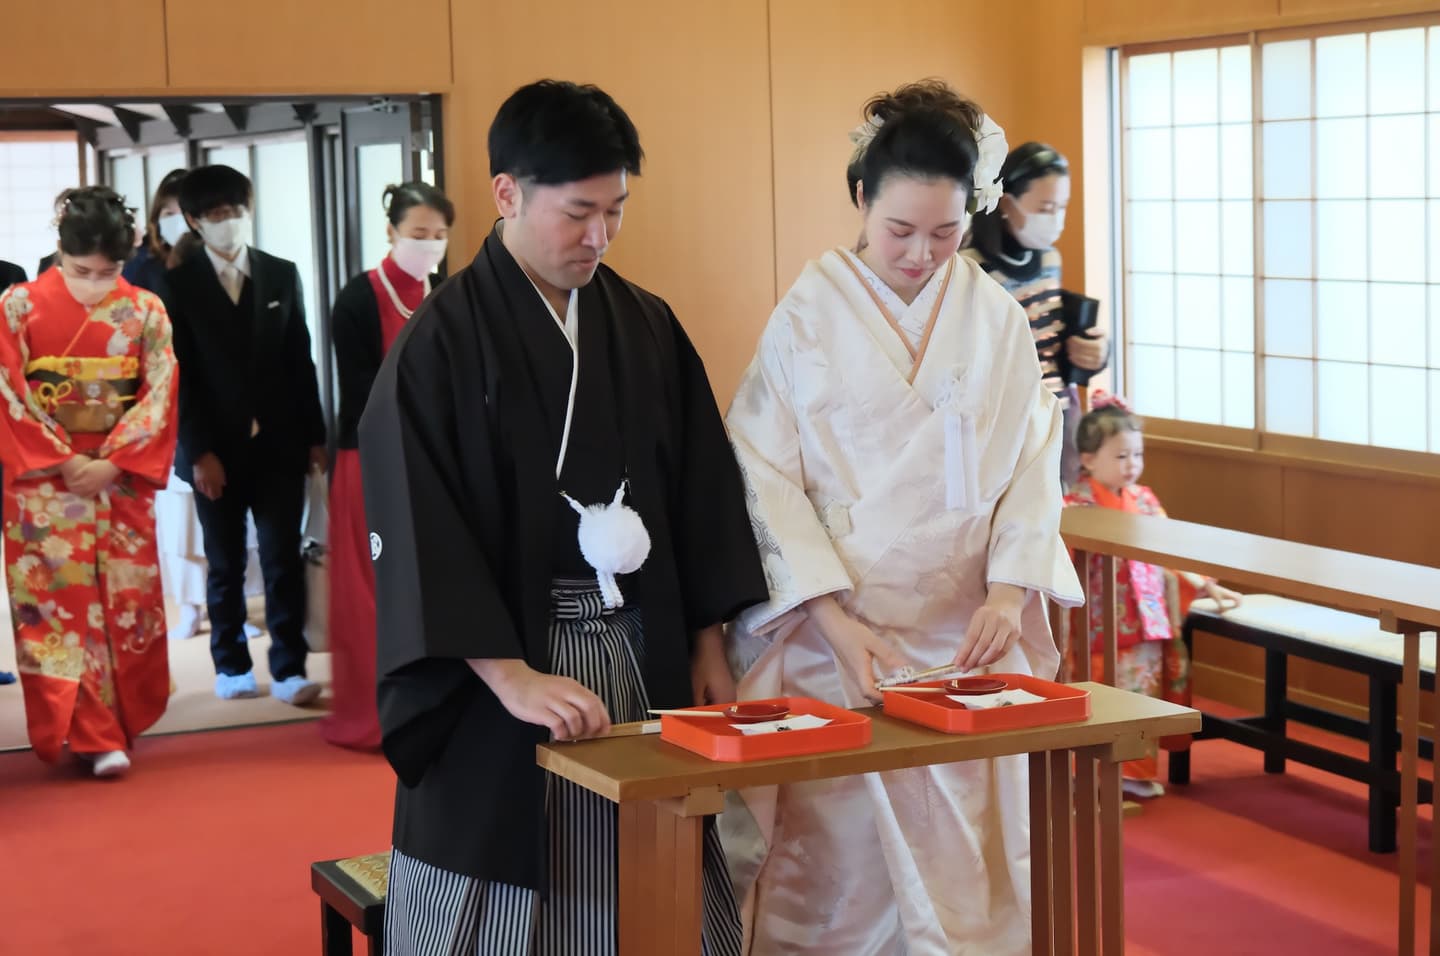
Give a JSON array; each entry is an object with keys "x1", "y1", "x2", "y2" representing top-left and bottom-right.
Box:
[
  {"x1": 446, "y1": 0, "x2": 774, "y2": 405},
  {"x1": 1085, "y1": 0, "x2": 1440, "y2": 42},
  {"x1": 1279, "y1": 0, "x2": 1440, "y2": 19},
  {"x1": 1001, "y1": 0, "x2": 1091, "y2": 302},
  {"x1": 1140, "y1": 443, "x2": 1287, "y2": 537},
  {"x1": 1084, "y1": 0, "x2": 1282, "y2": 40},
  {"x1": 1281, "y1": 469, "x2": 1440, "y2": 567},
  {"x1": 0, "y1": 1, "x2": 168, "y2": 94},
  {"x1": 1195, "y1": 626, "x2": 1371, "y2": 716},
  {"x1": 166, "y1": 0, "x2": 452, "y2": 93},
  {"x1": 1190, "y1": 652, "x2": 1402, "y2": 723},
  {"x1": 1192, "y1": 632, "x2": 1265, "y2": 690},
  {"x1": 1286, "y1": 660, "x2": 1373, "y2": 711},
  {"x1": 768, "y1": 0, "x2": 1021, "y2": 307}
]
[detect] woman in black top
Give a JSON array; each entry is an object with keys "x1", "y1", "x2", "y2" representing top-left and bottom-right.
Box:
[{"x1": 321, "y1": 181, "x2": 453, "y2": 750}]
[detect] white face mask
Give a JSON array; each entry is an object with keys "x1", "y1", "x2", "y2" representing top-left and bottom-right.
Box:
[
  {"x1": 157, "y1": 212, "x2": 189, "y2": 248},
  {"x1": 60, "y1": 268, "x2": 118, "y2": 308},
  {"x1": 197, "y1": 211, "x2": 252, "y2": 257},
  {"x1": 390, "y1": 237, "x2": 448, "y2": 280},
  {"x1": 1012, "y1": 209, "x2": 1065, "y2": 250}
]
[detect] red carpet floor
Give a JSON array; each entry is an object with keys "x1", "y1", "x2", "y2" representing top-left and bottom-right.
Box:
[
  {"x1": 0, "y1": 723, "x2": 395, "y2": 956},
  {"x1": 0, "y1": 711, "x2": 1426, "y2": 954},
  {"x1": 1125, "y1": 742, "x2": 1428, "y2": 955}
]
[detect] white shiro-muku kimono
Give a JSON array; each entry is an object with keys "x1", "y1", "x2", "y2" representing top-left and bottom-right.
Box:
[{"x1": 722, "y1": 248, "x2": 1084, "y2": 955}]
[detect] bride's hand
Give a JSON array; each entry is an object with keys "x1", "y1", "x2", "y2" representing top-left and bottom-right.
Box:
[
  {"x1": 954, "y1": 584, "x2": 1027, "y2": 671},
  {"x1": 806, "y1": 595, "x2": 906, "y2": 703}
]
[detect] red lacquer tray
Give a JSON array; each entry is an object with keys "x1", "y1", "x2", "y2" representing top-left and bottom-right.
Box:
[
  {"x1": 881, "y1": 673, "x2": 1090, "y2": 734},
  {"x1": 661, "y1": 696, "x2": 872, "y2": 762}
]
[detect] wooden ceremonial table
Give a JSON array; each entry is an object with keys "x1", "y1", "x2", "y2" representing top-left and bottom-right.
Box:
[
  {"x1": 537, "y1": 683, "x2": 1198, "y2": 955},
  {"x1": 1061, "y1": 507, "x2": 1440, "y2": 955}
]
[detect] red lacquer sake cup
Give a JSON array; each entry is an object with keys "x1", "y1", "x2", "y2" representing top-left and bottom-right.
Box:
[
  {"x1": 724, "y1": 702, "x2": 791, "y2": 723},
  {"x1": 944, "y1": 677, "x2": 1010, "y2": 695}
]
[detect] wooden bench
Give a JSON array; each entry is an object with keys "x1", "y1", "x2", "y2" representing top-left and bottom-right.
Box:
[
  {"x1": 1060, "y1": 506, "x2": 1440, "y2": 955},
  {"x1": 311, "y1": 851, "x2": 388, "y2": 955},
  {"x1": 1166, "y1": 594, "x2": 1436, "y2": 853}
]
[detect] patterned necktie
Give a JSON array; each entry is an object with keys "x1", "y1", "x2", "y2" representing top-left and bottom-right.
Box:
[{"x1": 221, "y1": 264, "x2": 241, "y2": 305}]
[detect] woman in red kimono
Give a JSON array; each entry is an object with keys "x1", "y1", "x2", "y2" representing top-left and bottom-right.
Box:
[
  {"x1": 0, "y1": 187, "x2": 179, "y2": 777},
  {"x1": 321, "y1": 182, "x2": 453, "y2": 750},
  {"x1": 1063, "y1": 392, "x2": 1241, "y2": 797}
]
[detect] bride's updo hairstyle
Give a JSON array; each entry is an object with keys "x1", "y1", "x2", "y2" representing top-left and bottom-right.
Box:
[{"x1": 845, "y1": 79, "x2": 984, "y2": 208}]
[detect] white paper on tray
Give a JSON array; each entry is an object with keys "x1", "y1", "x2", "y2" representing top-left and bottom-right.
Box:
[
  {"x1": 731, "y1": 714, "x2": 833, "y2": 735},
  {"x1": 947, "y1": 689, "x2": 1050, "y2": 709}
]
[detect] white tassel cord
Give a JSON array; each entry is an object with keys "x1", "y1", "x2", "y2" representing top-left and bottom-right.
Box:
[{"x1": 561, "y1": 483, "x2": 652, "y2": 609}]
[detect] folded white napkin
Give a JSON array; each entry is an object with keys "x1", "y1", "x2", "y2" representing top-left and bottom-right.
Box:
[
  {"x1": 947, "y1": 688, "x2": 1049, "y2": 709},
  {"x1": 731, "y1": 714, "x2": 833, "y2": 735}
]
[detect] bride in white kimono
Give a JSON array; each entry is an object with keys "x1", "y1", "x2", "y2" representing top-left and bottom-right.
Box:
[{"x1": 722, "y1": 81, "x2": 1084, "y2": 955}]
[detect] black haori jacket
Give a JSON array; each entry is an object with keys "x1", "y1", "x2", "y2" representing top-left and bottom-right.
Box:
[{"x1": 358, "y1": 226, "x2": 767, "y2": 888}]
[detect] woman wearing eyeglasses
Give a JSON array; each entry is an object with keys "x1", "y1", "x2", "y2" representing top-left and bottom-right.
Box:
[{"x1": 963, "y1": 142, "x2": 1108, "y2": 484}]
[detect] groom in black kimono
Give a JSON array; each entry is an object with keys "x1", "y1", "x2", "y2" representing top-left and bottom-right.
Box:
[{"x1": 359, "y1": 80, "x2": 768, "y2": 954}]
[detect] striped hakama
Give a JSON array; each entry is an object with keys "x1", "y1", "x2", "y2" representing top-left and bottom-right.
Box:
[{"x1": 384, "y1": 579, "x2": 743, "y2": 956}]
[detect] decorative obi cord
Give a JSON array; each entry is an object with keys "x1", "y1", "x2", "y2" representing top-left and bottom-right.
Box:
[
  {"x1": 934, "y1": 365, "x2": 980, "y2": 512},
  {"x1": 25, "y1": 355, "x2": 140, "y2": 434}
]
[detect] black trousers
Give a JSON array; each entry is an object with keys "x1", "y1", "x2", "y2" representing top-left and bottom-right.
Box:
[{"x1": 193, "y1": 464, "x2": 308, "y2": 680}]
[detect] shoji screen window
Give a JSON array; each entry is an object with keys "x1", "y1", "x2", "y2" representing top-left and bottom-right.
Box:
[
  {"x1": 1123, "y1": 42, "x2": 1256, "y2": 429},
  {"x1": 1119, "y1": 18, "x2": 1440, "y2": 459},
  {"x1": 1259, "y1": 27, "x2": 1436, "y2": 452}
]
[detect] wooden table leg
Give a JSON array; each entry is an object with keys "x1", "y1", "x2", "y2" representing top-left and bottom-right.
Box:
[
  {"x1": 1030, "y1": 751, "x2": 1053, "y2": 955},
  {"x1": 1075, "y1": 750, "x2": 1099, "y2": 956},
  {"x1": 1049, "y1": 749, "x2": 1075, "y2": 955},
  {"x1": 1101, "y1": 559, "x2": 1144, "y2": 820},
  {"x1": 1398, "y1": 630, "x2": 1419, "y2": 956},
  {"x1": 1075, "y1": 550, "x2": 1091, "y2": 683},
  {"x1": 1098, "y1": 756, "x2": 1125, "y2": 956},
  {"x1": 619, "y1": 790, "x2": 722, "y2": 956},
  {"x1": 1100, "y1": 555, "x2": 1118, "y2": 688},
  {"x1": 321, "y1": 900, "x2": 353, "y2": 956},
  {"x1": 1050, "y1": 598, "x2": 1070, "y2": 684}
]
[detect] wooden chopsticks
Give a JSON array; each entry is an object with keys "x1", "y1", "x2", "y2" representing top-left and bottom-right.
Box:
[{"x1": 646, "y1": 708, "x2": 727, "y2": 718}]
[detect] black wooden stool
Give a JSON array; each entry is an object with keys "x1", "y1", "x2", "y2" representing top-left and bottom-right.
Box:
[
  {"x1": 1170, "y1": 598, "x2": 1434, "y2": 853},
  {"x1": 312, "y1": 851, "x2": 388, "y2": 955}
]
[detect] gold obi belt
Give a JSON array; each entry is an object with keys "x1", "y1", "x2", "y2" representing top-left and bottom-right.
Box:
[{"x1": 25, "y1": 355, "x2": 140, "y2": 434}]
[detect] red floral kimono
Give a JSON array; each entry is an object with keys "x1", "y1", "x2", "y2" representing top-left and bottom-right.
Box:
[
  {"x1": 1064, "y1": 476, "x2": 1195, "y2": 782},
  {"x1": 0, "y1": 268, "x2": 178, "y2": 762}
]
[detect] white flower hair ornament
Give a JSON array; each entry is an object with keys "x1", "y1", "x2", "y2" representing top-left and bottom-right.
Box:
[
  {"x1": 849, "y1": 114, "x2": 885, "y2": 153},
  {"x1": 971, "y1": 113, "x2": 1008, "y2": 215},
  {"x1": 848, "y1": 112, "x2": 1009, "y2": 215}
]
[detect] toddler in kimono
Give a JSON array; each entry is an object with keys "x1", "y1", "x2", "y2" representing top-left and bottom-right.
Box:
[{"x1": 1064, "y1": 391, "x2": 1242, "y2": 797}]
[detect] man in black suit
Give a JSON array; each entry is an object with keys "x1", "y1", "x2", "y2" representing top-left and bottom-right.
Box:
[
  {"x1": 165, "y1": 165, "x2": 327, "y2": 704},
  {"x1": 0, "y1": 259, "x2": 24, "y2": 292}
]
